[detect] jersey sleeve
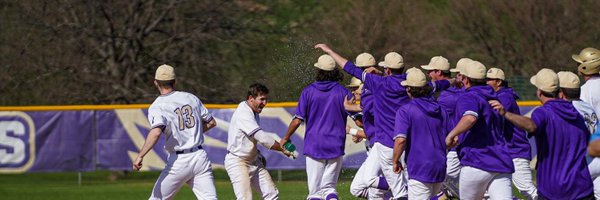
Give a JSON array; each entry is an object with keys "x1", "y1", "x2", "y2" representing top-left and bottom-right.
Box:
[
  {"x1": 253, "y1": 129, "x2": 276, "y2": 149},
  {"x1": 393, "y1": 106, "x2": 410, "y2": 140},
  {"x1": 343, "y1": 61, "x2": 383, "y2": 91},
  {"x1": 294, "y1": 89, "x2": 308, "y2": 121},
  {"x1": 455, "y1": 94, "x2": 479, "y2": 118},
  {"x1": 238, "y1": 112, "x2": 262, "y2": 137},
  {"x1": 196, "y1": 98, "x2": 214, "y2": 122},
  {"x1": 147, "y1": 105, "x2": 167, "y2": 129}
]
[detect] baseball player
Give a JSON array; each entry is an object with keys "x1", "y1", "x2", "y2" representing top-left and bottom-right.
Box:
[
  {"x1": 280, "y1": 54, "x2": 351, "y2": 200},
  {"x1": 490, "y1": 68, "x2": 594, "y2": 199},
  {"x1": 557, "y1": 71, "x2": 600, "y2": 199},
  {"x1": 346, "y1": 53, "x2": 391, "y2": 200},
  {"x1": 133, "y1": 64, "x2": 218, "y2": 200},
  {"x1": 434, "y1": 57, "x2": 472, "y2": 198},
  {"x1": 315, "y1": 43, "x2": 409, "y2": 199},
  {"x1": 486, "y1": 67, "x2": 538, "y2": 199},
  {"x1": 573, "y1": 47, "x2": 600, "y2": 198},
  {"x1": 392, "y1": 69, "x2": 450, "y2": 199},
  {"x1": 445, "y1": 60, "x2": 515, "y2": 199},
  {"x1": 225, "y1": 83, "x2": 294, "y2": 200}
]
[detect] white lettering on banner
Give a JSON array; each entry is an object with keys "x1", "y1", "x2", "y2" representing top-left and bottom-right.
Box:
[{"x1": 0, "y1": 111, "x2": 35, "y2": 173}]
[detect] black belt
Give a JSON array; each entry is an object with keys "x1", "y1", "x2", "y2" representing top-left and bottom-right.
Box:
[{"x1": 175, "y1": 145, "x2": 203, "y2": 154}]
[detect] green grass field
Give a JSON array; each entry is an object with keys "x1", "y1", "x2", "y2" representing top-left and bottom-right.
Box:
[
  {"x1": 0, "y1": 169, "x2": 359, "y2": 200},
  {"x1": 0, "y1": 169, "x2": 529, "y2": 199}
]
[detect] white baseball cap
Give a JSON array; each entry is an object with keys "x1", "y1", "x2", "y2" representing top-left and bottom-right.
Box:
[
  {"x1": 486, "y1": 67, "x2": 505, "y2": 80},
  {"x1": 355, "y1": 53, "x2": 376, "y2": 67},
  {"x1": 378, "y1": 52, "x2": 404, "y2": 69},
  {"x1": 314, "y1": 54, "x2": 336, "y2": 71},
  {"x1": 461, "y1": 60, "x2": 486, "y2": 79},
  {"x1": 155, "y1": 64, "x2": 176, "y2": 80},
  {"x1": 346, "y1": 77, "x2": 362, "y2": 88},
  {"x1": 421, "y1": 56, "x2": 450, "y2": 71},
  {"x1": 401, "y1": 67, "x2": 427, "y2": 87},
  {"x1": 450, "y1": 58, "x2": 473, "y2": 73},
  {"x1": 557, "y1": 71, "x2": 580, "y2": 89},
  {"x1": 530, "y1": 68, "x2": 558, "y2": 93}
]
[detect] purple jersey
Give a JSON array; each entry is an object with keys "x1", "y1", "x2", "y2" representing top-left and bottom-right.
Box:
[
  {"x1": 394, "y1": 97, "x2": 450, "y2": 183},
  {"x1": 438, "y1": 86, "x2": 464, "y2": 127},
  {"x1": 295, "y1": 81, "x2": 352, "y2": 159},
  {"x1": 455, "y1": 85, "x2": 514, "y2": 173},
  {"x1": 531, "y1": 99, "x2": 593, "y2": 199},
  {"x1": 496, "y1": 87, "x2": 531, "y2": 160},
  {"x1": 344, "y1": 62, "x2": 410, "y2": 148},
  {"x1": 361, "y1": 86, "x2": 377, "y2": 145}
]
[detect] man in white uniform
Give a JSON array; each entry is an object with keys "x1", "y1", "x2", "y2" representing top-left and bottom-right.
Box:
[
  {"x1": 225, "y1": 83, "x2": 293, "y2": 200},
  {"x1": 133, "y1": 64, "x2": 218, "y2": 200},
  {"x1": 573, "y1": 47, "x2": 600, "y2": 198}
]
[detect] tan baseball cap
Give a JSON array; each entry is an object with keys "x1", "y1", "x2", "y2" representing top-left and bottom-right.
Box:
[
  {"x1": 346, "y1": 77, "x2": 362, "y2": 88},
  {"x1": 530, "y1": 68, "x2": 558, "y2": 93},
  {"x1": 401, "y1": 67, "x2": 427, "y2": 87},
  {"x1": 314, "y1": 54, "x2": 336, "y2": 71},
  {"x1": 486, "y1": 67, "x2": 505, "y2": 80},
  {"x1": 378, "y1": 52, "x2": 404, "y2": 69},
  {"x1": 421, "y1": 56, "x2": 450, "y2": 71},
  {"x1": 461, "y1": 60, "x2": 486, "y2": 79},
  {"x1": 355, "y1": 53, "x2": 376, "y2": 67},
  {"x1": 155, "y1": 64, "x2": 176, "y2": 80},
  {"x1": 450, "y1": 58, "x2": 473, "y2": 73},
  {"x1": 557, "y1": 71, "x2": 580, "y2": 89}
]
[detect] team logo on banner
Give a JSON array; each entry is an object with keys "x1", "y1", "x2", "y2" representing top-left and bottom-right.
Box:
[{"x1": 0, "y1": 112, "x2": 35, "y2": 173}]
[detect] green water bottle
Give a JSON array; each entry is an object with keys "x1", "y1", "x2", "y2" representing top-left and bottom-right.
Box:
[{"x1": 284, "y1": 141, "x2": 296, "y2": 152}]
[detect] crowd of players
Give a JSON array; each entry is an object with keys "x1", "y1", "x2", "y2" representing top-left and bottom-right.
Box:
[{"x1": 133, "y1": 44, "x2": 600, "y2": 200}]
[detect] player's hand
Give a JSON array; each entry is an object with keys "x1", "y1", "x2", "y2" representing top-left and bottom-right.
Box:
[
  {"x1": 352, "y1": 135, "x2": 363, "y2": 143},
  {"x1": 314, "y1": 44, "x2": 332, "y2": 53},
  {"x1": 393, "y1": 162, "x2": 404, "y2": 174},
  {"x1": 282, "y1": 149, "x2": 296, "y2": 159},
  {"x1": 133, "y1": 157, "x2": 143, "y2": 171},
  {"x1": 365, "y1": 67, "x2": 383, "y2": 75},
  {"x1": 446, "y1": 135, "x2": 459, "y2": 149},
  {"x1": 489, "y1": 100, "x2": 506, "y2": 116},
  {"x1": 280, "y1": 138, "x2": 289, "y2": 151},
  {"x1": 344, "y1": 96, "x2": 362, "y2": 112}
]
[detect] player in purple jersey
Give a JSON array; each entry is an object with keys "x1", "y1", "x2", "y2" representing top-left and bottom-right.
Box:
[
  {"x1": 315, "y1": 43, "x2": 410, "y2": 199},
  {"x1": 445, "y1": 60, "x2": 515, "y2": 199},
  {"x1": 486, "y1": 67, "x2": 538, "y2": 199},
  {"x1": 491, "y1": 68, "x2": 594, "y2": 199},
  {"x1": 280, "y1": 54, "x2": 351, "y2": 200},
  {"x1": 392, "y1": 69, "x2": 450, "y2": 199},
  {"x1": 346, "y1": 53, "x2": 392, "y2": 199}
]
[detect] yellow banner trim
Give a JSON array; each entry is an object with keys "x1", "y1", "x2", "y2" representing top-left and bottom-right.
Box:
[{"x1": 0, "y1": 101, "x2": 541, "y2": 111}]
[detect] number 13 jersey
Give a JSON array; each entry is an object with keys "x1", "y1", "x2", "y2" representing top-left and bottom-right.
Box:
[{"x1": 148, "y1": 91, "x2": 214, "y2": 153}]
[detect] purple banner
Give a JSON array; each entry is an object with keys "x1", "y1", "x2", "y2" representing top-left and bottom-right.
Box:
[{"x1": 0, "y1": 105, "x2": 539, "y2": 173}]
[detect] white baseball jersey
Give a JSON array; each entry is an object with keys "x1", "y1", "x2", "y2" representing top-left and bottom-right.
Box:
[
  {"x1": 227, "y1": 101, "x2": 275, "y2": 161},
  {"x1": 581, "y1": 76, "x2": 600, "y2": 114},
  {"x1": 148, "y1": 91, "x2": 213, "y2": 152}
]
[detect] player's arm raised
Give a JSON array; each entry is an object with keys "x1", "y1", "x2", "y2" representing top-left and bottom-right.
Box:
[
  {"x1": 489, "y1": 100, "x2": 537, "y2": 133},
  {"x1": 314, "y1": 44, "x2": 348, "y2": 68},
  {"x1": 133, "y1": 127, "x2": 163, "y2": 171}
]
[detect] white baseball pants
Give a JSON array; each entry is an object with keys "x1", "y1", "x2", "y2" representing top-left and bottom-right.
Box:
[
  {"x1": 306, "y1": 156, "x2": 343, "y2": 200},
  {"x1": 225, "y1": 153, "x2": 279, "y2": 200},
  {"x1": 588, "y1": 157, "x2": 600, "y2": 199},
  {"x1": 459, "y1": 166, "x2": 513, "y2": 200},
  {"x1": 150, "y1": 150, "x2": 217, "y2": 200},
  {"x1": 443, "y1": 151, "x2": 461, "y2": 197},
  {"x1": 512, "y1": 158, "x2": 537, "y2": 200},
  {"x1": 350, "y1": 143, "x2": 389, "y2": 199},
  {"x1": 376, "y1": 142, "x2": 408, "y2": 199},
  {"x1": 408, "y1": 179, "x2": 442, "y2": 200}
]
